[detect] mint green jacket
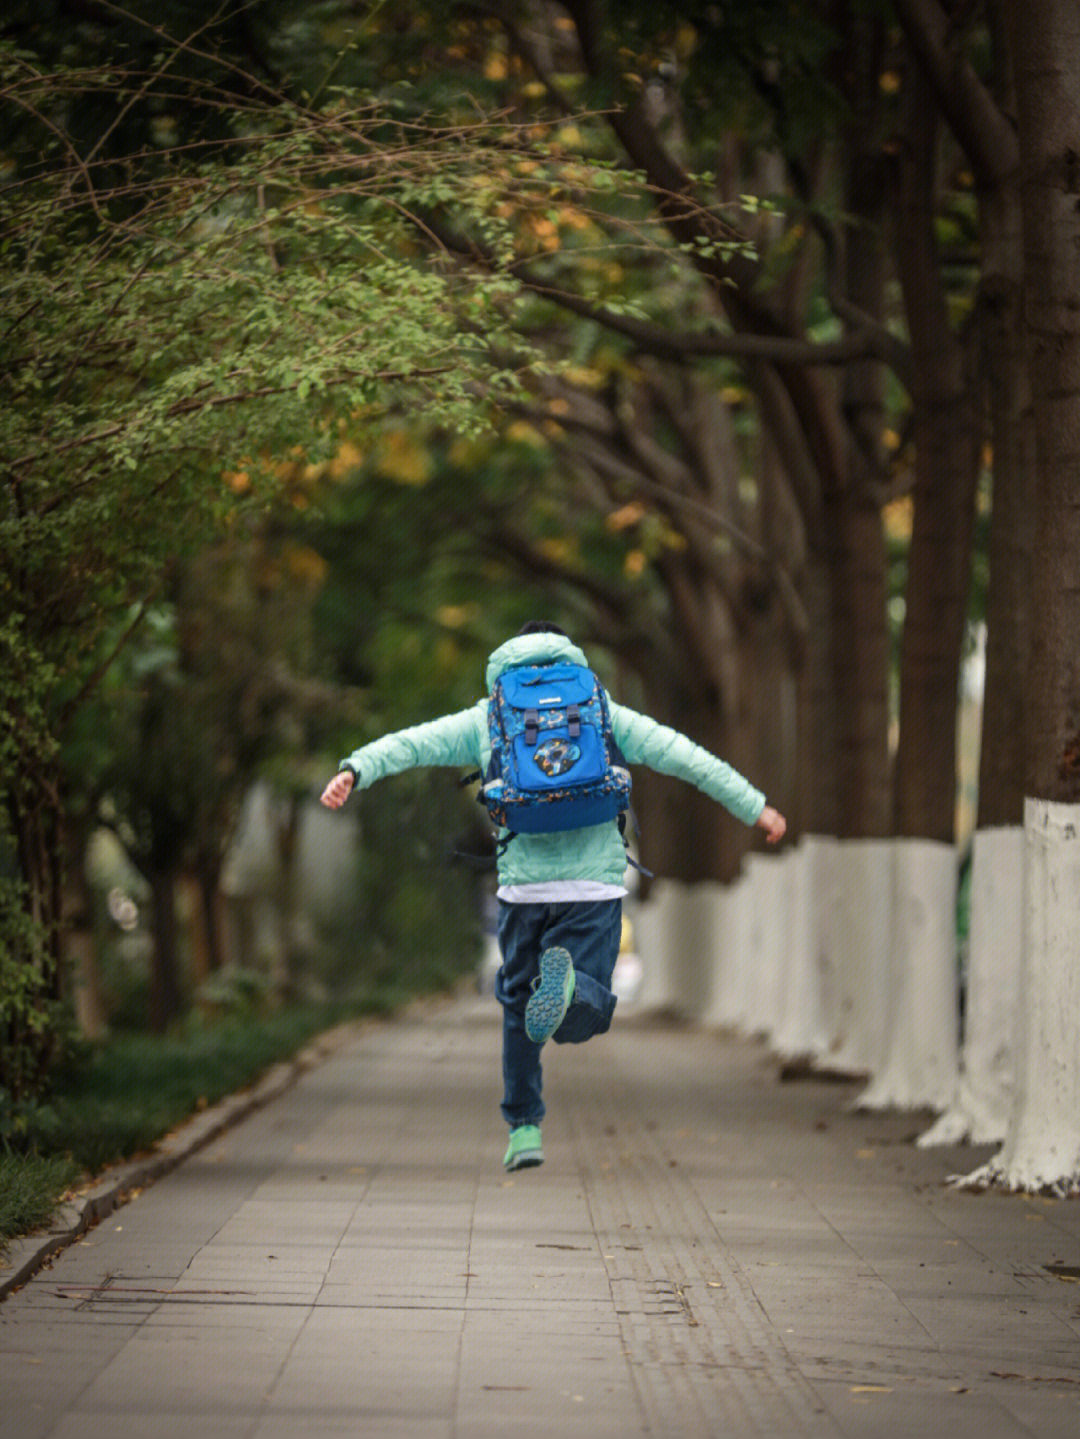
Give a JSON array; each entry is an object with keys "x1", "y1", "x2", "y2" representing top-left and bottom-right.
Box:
[{"x1": 339, "y1": 633, "x2": 766, "y2": 887}]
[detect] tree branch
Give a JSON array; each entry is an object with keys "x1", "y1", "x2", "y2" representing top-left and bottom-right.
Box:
[
  {"x1": 514, "y1": 274, "x2": 902, "y2": 367},
  {"x1": 892, "y1": 0, "x2": 1018, "y2": 187}
]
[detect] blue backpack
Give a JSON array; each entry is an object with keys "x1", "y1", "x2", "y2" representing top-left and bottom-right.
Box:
[{"x1": 480, "y1": 661, "x2": 631, "y2": 838}]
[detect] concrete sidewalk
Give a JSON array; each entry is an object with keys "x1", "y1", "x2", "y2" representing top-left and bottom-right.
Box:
[{"x1": 1, "y1": 996, "x2": 1079, "y2": 1439}]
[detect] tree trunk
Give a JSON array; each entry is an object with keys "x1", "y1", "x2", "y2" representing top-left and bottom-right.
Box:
[
  {"x1": 966, "y1": 0, "x2": 1080, "y2": 1194},
  {"x1": 148, "y1": 867, "x2": 182, "y2": 1032},
  {"x1": 943, "y1": 127, "x2": 1029, "y2": 1151},
  {"x1": 827, "y1": 87, "x2": 893, "y2": 843},
  {"x1": 891, "y1": 0, "x2": 1030, "y2": 1148},
  {"x1": 181, "y1": 873, "x2": 212, "y2": 989},
  {"x1": 194, "y1": 856, "x2": 230, "y2": 973},
  {"x1": 1013, "y1": 8, "x2": 1080, "y2": 805},
  {"x1": 858, "y1": 62, "x2": 979, "y2": 1112}
]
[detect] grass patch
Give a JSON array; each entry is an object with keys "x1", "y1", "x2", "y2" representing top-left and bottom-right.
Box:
[
  {"x1": 0, "y1": 978, "x2": 447, "y2": 1254},
  {"x1": 0, "y1": 1153, "x2": 83, "y2": 1246}
]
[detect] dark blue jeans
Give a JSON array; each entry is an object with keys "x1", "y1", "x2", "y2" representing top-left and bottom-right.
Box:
[{"x1": 494, "y1": 899, "x2": 622, "y2": 1128}]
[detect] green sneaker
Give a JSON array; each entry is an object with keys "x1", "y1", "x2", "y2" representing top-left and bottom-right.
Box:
[
  {"x1": 524, "y1": 946, "x2": 576, "y2": 1044},
  {"x1": 503, "y1": 1124, "x2": 544, "y2": 1171}
]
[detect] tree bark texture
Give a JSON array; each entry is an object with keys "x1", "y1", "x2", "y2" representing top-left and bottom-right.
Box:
[
  {"x1": 823, "y1": 490, "x2": 892, "y2": 838},
  {"x1": 976, "y1": 180, "x2": 1034, "y2": 826},
  {"x1": 891, "y1": 62, "x2": 981, "y2": 842},
  {"x1": 974, "y1": 6, "x2": 1033, "y2": 828},
  {"x1": 1009, "y1": 1, "x2": 1080, "y2": 803},
  {"x1": 827, "y1": 62, "x2": 894, "y2": 843}
]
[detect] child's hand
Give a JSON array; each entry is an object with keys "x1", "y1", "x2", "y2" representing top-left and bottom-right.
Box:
[
  {"x1": 320, "y1": 770, "x2": 355, "y2": 809},
  {"x1": 756, "y1": 805, "x2": 786, "y2": 845}
]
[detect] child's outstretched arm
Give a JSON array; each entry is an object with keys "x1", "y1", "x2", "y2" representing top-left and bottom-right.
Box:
[{"x1": 319, "y1": 703, "x2": 485, "y2": 811}]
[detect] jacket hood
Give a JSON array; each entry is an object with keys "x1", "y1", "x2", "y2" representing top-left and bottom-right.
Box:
[{"x1": 484, "y1": 632, "x2": 589, "y2": 693}]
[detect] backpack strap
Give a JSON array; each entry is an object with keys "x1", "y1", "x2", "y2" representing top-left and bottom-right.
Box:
[{"x1": 617, "y1": 812, "x2": 654, "y2": 878}]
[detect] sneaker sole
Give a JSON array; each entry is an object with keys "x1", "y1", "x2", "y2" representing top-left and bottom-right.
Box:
[
  {"x1": 504, "y1": 1148, "x2": 544, "y2": 1172},
  {"x1": 524, "y1": 946, "x2": 574, "y2": 1044}
]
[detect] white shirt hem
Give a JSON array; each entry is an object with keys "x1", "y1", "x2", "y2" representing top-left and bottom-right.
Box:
[{"x1": 497, "y1": 880, "x2": 627, "y2": 903}]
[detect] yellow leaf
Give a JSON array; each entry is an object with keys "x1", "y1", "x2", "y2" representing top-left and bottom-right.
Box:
[
  {"x1": 563, "y1": 364, "x2": 604, "y2": 388},
  {"x1": 436, "y1": 604, "x2": 477, "y2": 629},
  {"x1": 537, "y1": 536, "x2": 572, "y2": 564},
  {"x1": 675, "y1": 24, "x2": 698, "y2": 60},
  {"x1": 624, "y1": 549, "x2": 647, "y2": 576},
  {"x1": 883, "y1": 496, "x2": 913, "y2": 542},
  {"x1": 505, "y1": 420, "x2": 545, "y2": 446},
  {"x1": 606, "y1": 501, "x2": 646, "y2": 532},
  {"x1": 284, "y1": 545, "x2": 328, "y2": 587},
  {"x1": 375, "y1": 430, "x2": 433, "y2": 486},
  {"x1": 328, "y1": 441, "x2": 363, "y2": 480}
]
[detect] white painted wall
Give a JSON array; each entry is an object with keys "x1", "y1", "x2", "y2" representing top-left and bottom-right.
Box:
[
  {"x1": 742, "y1": 853, "x2": 786, "y2": 1038},
  {"x1": 816, "y1": 839, "x2": 893, "y2": 1076},
  {"x1": 707, "y1": 866, "x2": 754, "y2": 1031},
  {"x1": 919, "y1": 826, "x2": 1022, "y2": 1147},
  {"x1": 671, "y1": 881, "x2": 724, "y2": 1020},
  {"x1": 857, "y1": 839, "x2": 959, "y2": 1111},
  {"x1": 959, "y1": 800, "x2": 1080, "y2": 1195},
  {"x1": 770, "y1": 840, "x2": 832, "y2": 1061},
  {"x1": 632, "y1": 880, "x2": 684, "y2": 1015}
]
